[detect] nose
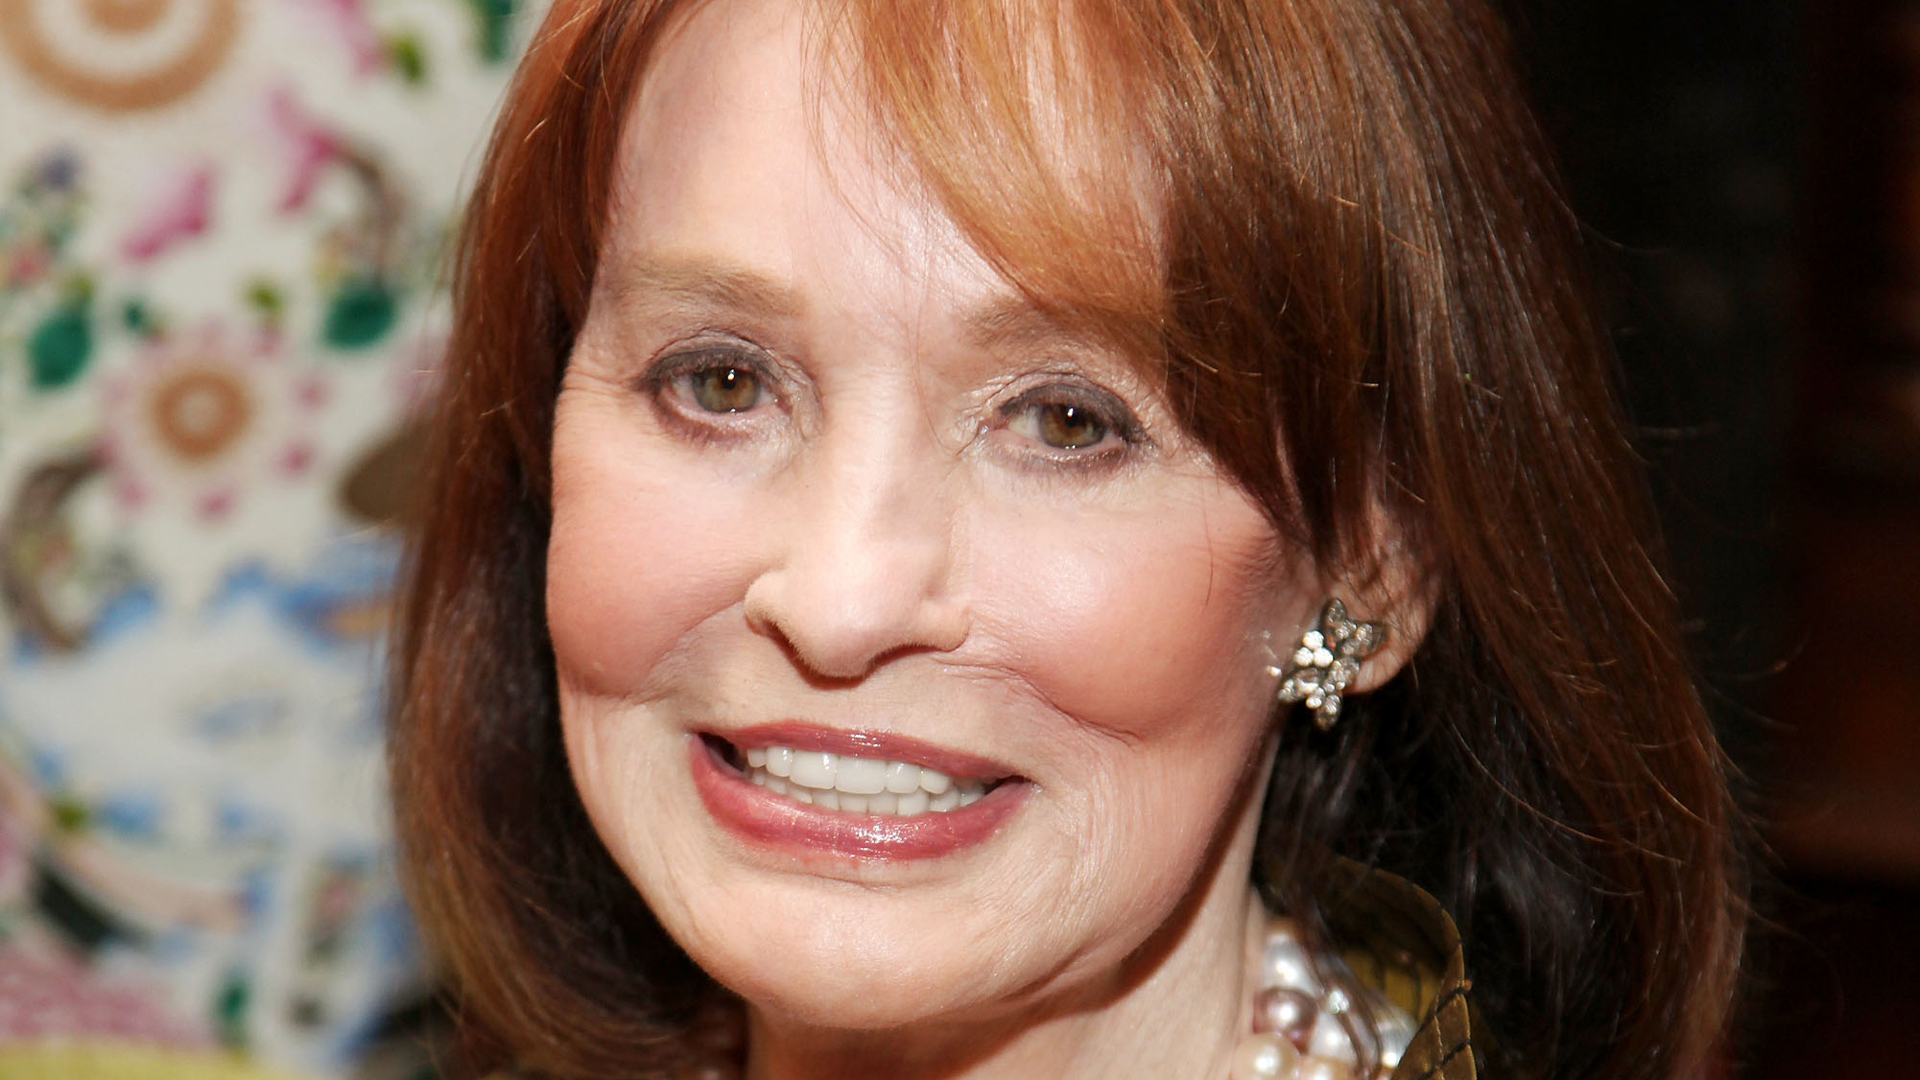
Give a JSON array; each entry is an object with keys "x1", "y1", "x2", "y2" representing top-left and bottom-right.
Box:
[{"x1": 743, "y1": 437, "x2": 970, "y2": 681}]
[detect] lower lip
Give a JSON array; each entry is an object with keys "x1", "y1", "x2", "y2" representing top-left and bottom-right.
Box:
[{"x1": 689, "y1": 737, "x2": 1028, "y2": 860}]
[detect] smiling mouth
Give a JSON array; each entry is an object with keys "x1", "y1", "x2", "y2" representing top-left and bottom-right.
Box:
[{"x1": 701, "y1": 734, "x2": 1014, "y2": 816}]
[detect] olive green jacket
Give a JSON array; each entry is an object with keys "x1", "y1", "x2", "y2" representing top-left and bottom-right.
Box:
[{"x1": 1328, "y1": 862, "x2": 1479, "y2": 1080}]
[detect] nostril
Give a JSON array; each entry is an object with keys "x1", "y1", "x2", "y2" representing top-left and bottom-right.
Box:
[{"x1": 742, "y1": 546, "x2": 971, "y2": 682}]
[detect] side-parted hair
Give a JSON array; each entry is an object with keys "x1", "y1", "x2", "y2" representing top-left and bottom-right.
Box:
[{"x1": 389, "y1": 2, "x2": 1747, "y2": 1078}]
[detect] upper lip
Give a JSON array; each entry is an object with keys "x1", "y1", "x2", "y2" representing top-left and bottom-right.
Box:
[{"x1": 703, "y1": 721, "x2": 1019, "y2": 782}]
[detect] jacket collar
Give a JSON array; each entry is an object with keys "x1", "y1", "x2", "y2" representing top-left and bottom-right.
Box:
[{"x1": 1322, "y1": 859, "x2": 1479, "y2": 1080}]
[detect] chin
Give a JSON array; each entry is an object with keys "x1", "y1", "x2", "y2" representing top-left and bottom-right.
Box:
[{"x1": 663, "y1": 876, "x2": 1032, "y2": 1031}]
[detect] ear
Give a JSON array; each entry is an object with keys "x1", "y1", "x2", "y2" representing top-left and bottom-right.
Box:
[{"x1": 1317, "y1": 527, "x2": 1438, "y2": 696}]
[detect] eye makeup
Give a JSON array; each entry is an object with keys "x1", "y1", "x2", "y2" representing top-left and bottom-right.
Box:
[
  {"x1": 635, "y1": 339, "x2": 791, "y2": 442},
  {"x1": 992, "y1": 377, "x2": 1152, "y2": 472},
  {"x1": 627, "y1": 327, "x2": 1158, "y2": 475}
]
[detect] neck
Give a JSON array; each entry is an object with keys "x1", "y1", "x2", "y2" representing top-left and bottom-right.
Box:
[{"x1": 742, "y1": 790, "x2": 1271, "y2": 1080}]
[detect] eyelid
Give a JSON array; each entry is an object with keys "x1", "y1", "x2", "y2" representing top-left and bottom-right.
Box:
[
  {"x1": 997, "y1": 379, "x2": 1147, "y2": 445},
  {"x1": 642, "y1": 339, "x2": 784, "y2": 392},
  {"x1": 635, "y1": 338, "x2": 794, "y2": 444}
]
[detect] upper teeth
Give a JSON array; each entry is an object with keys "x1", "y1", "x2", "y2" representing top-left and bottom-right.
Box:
[{"x1": 743, "y1": 746, "x2": 989, "y2": 815}]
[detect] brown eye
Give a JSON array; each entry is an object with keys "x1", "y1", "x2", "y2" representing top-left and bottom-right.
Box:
[
  {"x1": 1035, "y1": 402, "x2": 1108, "y2": 450},
  {"x1": 689, "y1": 365, "x2": 765, "y2": 413},
  {"x1": 1001, "y1": 384, "x2": 1141, "y2": 462}
]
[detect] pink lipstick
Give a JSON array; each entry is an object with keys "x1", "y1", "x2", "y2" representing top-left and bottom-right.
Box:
[{"x1": 689, "y1": 726, "x2": 1028, "y2": 860}]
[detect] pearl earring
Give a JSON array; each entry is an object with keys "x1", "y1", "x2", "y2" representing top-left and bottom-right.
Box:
[{"x1": 1269, "y1": 599, "x2": 1387, "y2": 730}]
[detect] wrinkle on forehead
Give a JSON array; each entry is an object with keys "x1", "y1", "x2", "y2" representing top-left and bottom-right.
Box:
[{"x1": 608, "y1": 0, "x2": 1168, "y2": 363}]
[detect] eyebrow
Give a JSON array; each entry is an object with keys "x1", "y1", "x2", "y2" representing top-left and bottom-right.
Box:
[
  {"x1": 962, "y1": 295, "x2": 1098, "y2": 355},
  {"x1": 599, "y1": 253, "x2": 807, "y2": 321},
  {"x1": 599, "y1": 251, "x2": 1115, "y2": 357}
]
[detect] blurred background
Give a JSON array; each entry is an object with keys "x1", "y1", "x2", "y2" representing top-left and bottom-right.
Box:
[
  {"x1": 0, "y1": 2, "x2": 534, "y2": 1076},
  {"x1": 1512, "y1": 2, "x2": 1918, "y2": 1077},
  {"x1": 0, "y1": 1, "x2": 1911, "y2": 1078}
]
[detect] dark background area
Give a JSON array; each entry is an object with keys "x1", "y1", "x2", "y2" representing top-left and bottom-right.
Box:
[{"x1": 1508, "y1": 0, "x2": 1918, "y2": 1074}]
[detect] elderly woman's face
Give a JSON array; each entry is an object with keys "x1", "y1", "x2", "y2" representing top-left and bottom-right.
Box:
[{"x1": 548, "y1": 0, "x2": 1315, "y2": 1029}]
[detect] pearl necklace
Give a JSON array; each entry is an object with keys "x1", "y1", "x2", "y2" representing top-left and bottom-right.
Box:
[{"x1": 1229, "y1": 917, "x2": 1415, "y2": 1080}]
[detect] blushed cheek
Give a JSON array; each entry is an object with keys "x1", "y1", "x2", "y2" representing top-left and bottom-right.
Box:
[
  {"x1": 967, "y1": 491, "x2": 1291, "y2": 745},
  {"x1": 545, "y1": 423, "x2": 764, "y2": 698}
]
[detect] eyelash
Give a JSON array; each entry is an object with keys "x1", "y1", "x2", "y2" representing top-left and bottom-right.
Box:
[
  {"x1": 995, "y1": 382, "x2": 1146, "y2": 467},
  {"x1": 637, "y1": 343, "x2": 1150, "y2": 468},
  {"x1": 640, "y1": 344, "x2": 785, "y2": 436}
]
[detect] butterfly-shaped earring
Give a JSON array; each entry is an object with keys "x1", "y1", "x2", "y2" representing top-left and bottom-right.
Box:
[{"x1": 1268, "y1": 599, "x2": 1387, "y2": 730}]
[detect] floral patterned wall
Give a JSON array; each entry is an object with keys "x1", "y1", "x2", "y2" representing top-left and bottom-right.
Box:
[{"x1": 0, "y1": 2, "x2": 542, "y2": 1077}]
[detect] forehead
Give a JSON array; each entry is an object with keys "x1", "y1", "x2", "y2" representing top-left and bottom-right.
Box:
[
  {"x1": 595, "y1": 0, "x2": 1168, "y2": 356},
  {"x1": 601, "y1": 0, "x2": 1003, "y2": 329}
]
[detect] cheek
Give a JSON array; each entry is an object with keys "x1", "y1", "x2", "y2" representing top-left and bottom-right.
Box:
[
  {"x1": 967, "y1": 486, "x2": 1291, "y2": 746},
  {"x1": 545, "y1": 405, "x2": 761, "y2": 697}
]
